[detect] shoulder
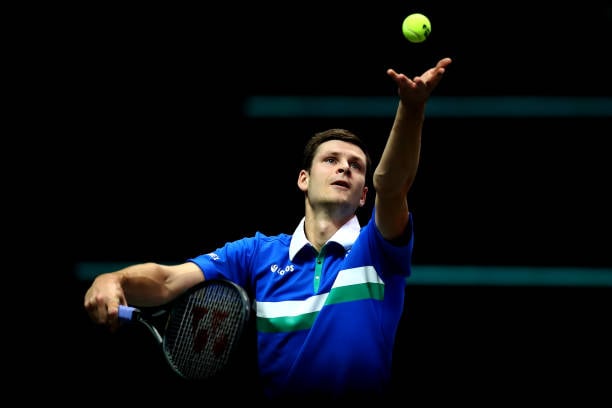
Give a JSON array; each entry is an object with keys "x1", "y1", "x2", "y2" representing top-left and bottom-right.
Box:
[
  {"x1": 229, "y1": 231, "x2": 291, "y2": 248},
  {"x1": 253, "y1": 231, "x2": 292, "y2": 246}
]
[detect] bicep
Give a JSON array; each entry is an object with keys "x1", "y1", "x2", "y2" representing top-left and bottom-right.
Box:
[
  {"x1": 164, "y1": 262, "x2": 205, "y2": 298},
  {"x1": 374, "y1": 194, "x2": 410, "y2": 241}
]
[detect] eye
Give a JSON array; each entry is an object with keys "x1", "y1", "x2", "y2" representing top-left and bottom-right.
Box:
[
  {"x1": 325, "y1": 157, "x2": 337, "y2": 164},
  {"x1": 349, "y1": 161, "x2": 363, "y2": 171}
]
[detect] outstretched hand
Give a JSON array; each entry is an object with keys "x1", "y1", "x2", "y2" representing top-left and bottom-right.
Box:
[{"x1": 387, "y1": 57, "x2": 452, "y2": 105}]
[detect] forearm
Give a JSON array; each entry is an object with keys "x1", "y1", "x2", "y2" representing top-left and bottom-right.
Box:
[
  {"x1": 117, "y1": 262, "x2": 174, "y2": 306},
  {"x1": 85, "y1": 260, "x2": 203, "y2": 329},
  {"x1": 376, "y1": 57, "x2": 451, "y2": 197},
  {"x1": 89, "y1": 262, "x2": 173, "y2": 307},
  {"x1": 373, "y1": 101, "x2": 425, "y2": 196}
]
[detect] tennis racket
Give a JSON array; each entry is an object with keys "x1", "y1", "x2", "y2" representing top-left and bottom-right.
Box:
[{"x1": 118, "y1": 278, "x2": 252, "y2": 381}]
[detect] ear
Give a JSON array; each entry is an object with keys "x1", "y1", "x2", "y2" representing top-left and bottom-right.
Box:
[
  {"x1": 359, "y1": 186, "x2": 368, "y2": 207},
  {"x1": 297, "y1": 169, "x2": 309, "y2": 192}
]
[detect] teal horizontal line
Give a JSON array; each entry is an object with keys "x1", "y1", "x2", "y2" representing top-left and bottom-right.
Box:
[
  {"x1": 408, "y1": 266, "x2": 612, "y2": 287},
  {"x1": 75, "y1": 262, "x2": 131, "y2": 281},
  {"x1": 74, "y1": 262, "x2": 612, "y2": 287},
  {"x1": 243, "y1": 96, "x2": 612, "y2": 118}
]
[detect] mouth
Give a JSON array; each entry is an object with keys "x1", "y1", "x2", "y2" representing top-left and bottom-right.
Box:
[{"x1": 331, "y1": 180, "x2": 350, "y2": 189}]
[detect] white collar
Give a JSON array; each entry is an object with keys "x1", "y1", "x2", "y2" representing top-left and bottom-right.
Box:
[{"x1": 288, "y1": 215, "x2": 361, "y2": 260}]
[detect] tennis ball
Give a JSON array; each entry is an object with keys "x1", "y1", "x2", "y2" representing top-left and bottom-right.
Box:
[{"x1": 402, "y1": 13, "x2": 431, "y2": 43}]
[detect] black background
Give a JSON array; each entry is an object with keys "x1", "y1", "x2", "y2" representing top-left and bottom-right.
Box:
[{"x1": 33, "y1": 1, "x2": 612, "y2": 403}]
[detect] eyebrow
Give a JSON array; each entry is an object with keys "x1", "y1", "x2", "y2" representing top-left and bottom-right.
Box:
[{"x1": 320, "y1": 148, "x2": 365, "y2": 162}]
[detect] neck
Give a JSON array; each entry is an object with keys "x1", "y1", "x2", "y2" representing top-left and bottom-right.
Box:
[{"x1": 303, "y1": 204, "x2": 354, "y2": 251}]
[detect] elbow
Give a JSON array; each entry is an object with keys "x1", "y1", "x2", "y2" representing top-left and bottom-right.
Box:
[
  {"x1": 373, "y1": 170, "x2": 414, "y2": 198},
  {"x1": 373, "y1": 170, "x2": 395, "y2": 196},
  {"x1": 372, "y1": 173, "x2": 386, "y2": 198},
  {"x1": 372, "y1": 169, "x2": 388, "y2": 193}
]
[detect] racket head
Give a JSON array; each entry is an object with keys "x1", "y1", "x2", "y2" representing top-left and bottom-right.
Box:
[{"x1": 161, "y1": 279, "x2": 252, "y2": 380}]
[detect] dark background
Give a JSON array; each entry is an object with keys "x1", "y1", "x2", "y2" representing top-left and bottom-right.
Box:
[{"x1": 37, "y1": 2, "x2": 611, "y2": 403}]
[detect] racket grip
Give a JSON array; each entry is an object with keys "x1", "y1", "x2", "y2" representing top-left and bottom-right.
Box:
[{"x1": 118, "y1": 305, "x2": 141, "y2": 321}]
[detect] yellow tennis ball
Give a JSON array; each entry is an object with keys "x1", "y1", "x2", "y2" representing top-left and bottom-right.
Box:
[{"x1": 402, "y1": 13, "x2": 431, "y2": 43}]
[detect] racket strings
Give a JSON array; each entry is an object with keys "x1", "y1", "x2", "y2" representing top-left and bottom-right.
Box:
[{"x1": 164, "y1": 283, "x2": 249, "y2": 380}]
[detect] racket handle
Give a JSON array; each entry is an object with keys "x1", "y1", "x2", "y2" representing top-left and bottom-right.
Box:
[
  {"x1": 117, "y1": 305, "x2": 162, "y2": 344},
  {"x1": 118, "y1": 305, "x2": 141, "y2": 321}
]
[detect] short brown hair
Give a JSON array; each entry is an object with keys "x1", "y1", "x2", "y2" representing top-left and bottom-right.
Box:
[{"x1": 302, "y1": 128, "x2": 372, "y2": 176}]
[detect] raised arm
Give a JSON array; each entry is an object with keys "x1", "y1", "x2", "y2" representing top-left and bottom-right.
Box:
[{"x1": 374, "y1": 57, "x2": 452, "y2": 240}]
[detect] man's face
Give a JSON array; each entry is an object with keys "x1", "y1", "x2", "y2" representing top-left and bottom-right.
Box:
[{"x1": 298, "y1": 139, "x2": 368, "y2": 211}]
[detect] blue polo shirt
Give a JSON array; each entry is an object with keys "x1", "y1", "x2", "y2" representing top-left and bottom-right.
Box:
[{"x1": 188, "y1": 208, "x2": 413, "y2": 399}]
